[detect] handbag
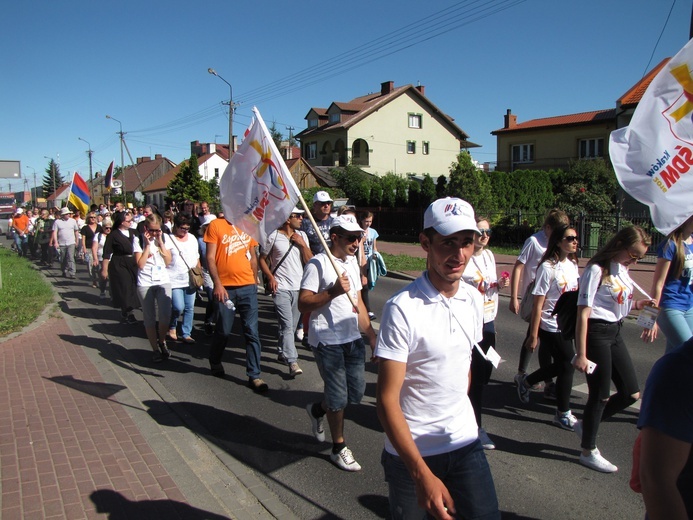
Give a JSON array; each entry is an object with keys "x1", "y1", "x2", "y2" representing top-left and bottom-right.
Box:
[
  {"x1": 519, "y1": 279, "x2": 536, "y2": 323},
  {"x1": 170, "y1": 236, "x2": 203, "y2": 288}
]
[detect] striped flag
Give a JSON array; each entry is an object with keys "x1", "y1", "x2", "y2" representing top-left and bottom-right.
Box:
[
  {"x1": 104, "y1": 160, "x2": 114, "y2": 191},
  {"x1": 67, "y1": 172, "x2": 90, "y2": 216},
  {"x1": 219, "y1": 106, "x2": 301, "y2": 248}
]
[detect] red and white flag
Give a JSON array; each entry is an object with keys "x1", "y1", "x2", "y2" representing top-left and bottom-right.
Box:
[
  {"x1": 610, "y1": 38, "x2": 693, "y2": 235},
  {"x1": 219, "y1": 106, "x2": 301, "y2": 247}
]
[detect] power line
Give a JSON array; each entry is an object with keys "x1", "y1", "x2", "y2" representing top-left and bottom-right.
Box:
[{"x1": 642, "y1": 0, "x2": 677, "y2": 77}]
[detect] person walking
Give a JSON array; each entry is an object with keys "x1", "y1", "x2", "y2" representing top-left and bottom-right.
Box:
[
  {"x1": 133, "y1": 213, "x2": 173, "y2": 362},
  {"x1": 358, "y1": 211, "x2": 379, "y2": 321},
  {"x1": 461, "y1": 216, "x2": 508, "y2": 450},
  {"x1": 516, "y1": 225, "x2": 580, "y2": 431},
  {"x1": 573, "y1": 226, "x2": 653, "y2": 472},
  {"x1": 52, "y1": 207, "x2": 80, "y2": 278},
  {"x1": 80, "y1": 211, "x2": 102, "y2": 288},
  {"x1": 643, "y1": 214, "x2": 693, "y2": 352},
  {"x1": 11, "y1": 208, "x2": 31, "y2": 257},
  {"x1": 300, "y1": 214, "x2": 377, "y2": 472},
  {"x1": 101, "y1": 211, "x2": 139, "y2": 323},
  {"x1": 376, "y1": 197, "x2": 500, "y2": 520},
  {"x1": 167, "y1": 213, "x2": 201, "y2": 344},
  {"x1": 92, "y1": 217, "x2": 112, "y2": 300},
  {"x1": 259, "y1": 207, "x2": 313, "y2": 377}
]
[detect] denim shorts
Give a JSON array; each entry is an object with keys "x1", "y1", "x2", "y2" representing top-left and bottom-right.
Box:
[{"x1": 312, "y1": 339, "x2": 366, "y2": 411}]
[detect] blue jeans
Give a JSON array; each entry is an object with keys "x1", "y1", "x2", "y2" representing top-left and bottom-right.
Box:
[
  {"x1": 210, "y1": 284, "x2": 263, "y2": 379},
  {"x1": 657, "y1": 306, "x2": 693, "y2": 353},
  {"x1": 14, "y1": 233, "x2": 28, "y2": 257},
  {"x1": 381, "y1": 441, "x2": 500, "y2": 520},
  {"x1": 312, "y1": 339, "x2": 366, "y2": 411},
  {"x1": 170, "y1": 286, "x2": 197, "y2": 337},
  {"x1": 273, "y1": 289, "x2": 301, "y2": 363}
]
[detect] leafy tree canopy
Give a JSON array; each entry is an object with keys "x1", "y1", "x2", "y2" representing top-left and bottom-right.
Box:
[{"x1": 167, "y1": 155, "x2": 209, "y2": 204}]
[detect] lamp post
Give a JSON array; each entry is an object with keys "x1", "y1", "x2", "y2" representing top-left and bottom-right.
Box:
[
  {"x1": 26, "y1": 166, "x2": 36, "y2": 207},
  {"x1": 78, "y1": 137, "x2": 94, "y2": 200},
  {"x1": 43, "y1": 155, "x2": 57, "y2": 206},
  {"x1": 208, "y1": 68, "x2": 235, "y2": 157},
  {"x1": 105, "y1": 115, "x2": 126, "y2": 205}
]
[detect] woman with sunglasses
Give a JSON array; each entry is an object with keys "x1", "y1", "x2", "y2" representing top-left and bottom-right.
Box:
[
  {"x1": 462, "y1": 217, "x2": 508, "y2": 450},
  {"x1": 133, "y1": 213, "x2": 174, "y2": 362},
  {"x1": 573, "y1": 226, "x2": 652, "y2": 472},
  {"x1": 167, "y1": 212, "x2": 201, "y2": 343},
  {"x1": 516, "y1": 225, "x2": 579, "y2": 431},
  {"x1": 92, "y1": 218, "x2": 113, "y2": 300},
  {"x1": 643, "y1": 215, "x2": 693, "y2": 352}
]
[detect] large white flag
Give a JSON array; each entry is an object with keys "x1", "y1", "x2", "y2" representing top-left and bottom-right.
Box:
[
  {"x1": 219, "y1": 107, "x2": 301, "y2": 248},
  {"x1": 610, "y1": 38, "x2": 693, "y2": 235}
]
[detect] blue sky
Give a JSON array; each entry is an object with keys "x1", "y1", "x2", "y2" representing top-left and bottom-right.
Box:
[{"x1": 1, "y1": 0, "x2": 689, "y2": 192}]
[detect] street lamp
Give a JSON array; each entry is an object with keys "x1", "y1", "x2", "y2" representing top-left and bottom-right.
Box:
[
  {"x1": 208, "y1": 67, "x2": 235, "y2": 156},
  {"x1": 105, "y1": 115, "x2": 126, "y2": 205},
  {"x1": 26, "y1": 166, "x2": 36, "y2": 207},
  {"x1": 43, "y1": 155, "x2": 57, "y2": 205},
  {"x1": 78, "y1": 137, "x2": 94, "y2": 200}
]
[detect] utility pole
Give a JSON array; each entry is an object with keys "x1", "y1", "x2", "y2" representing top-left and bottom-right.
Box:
[
  {"x1": 208, "y1": 68, "x2": 235, "y2": 157},
  {"x1": 78, "y1": 137, "x2": 94, "y2": 200},
  {"x1": 106, "y1": 115, "x2": 127, "y2": 206},
  {"x1": 26, "y1": 166, "x2": 37, "y2": 207}
]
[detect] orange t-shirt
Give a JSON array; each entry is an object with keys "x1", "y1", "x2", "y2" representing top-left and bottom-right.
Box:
[
  {"x1": 12, "y1": 214, "x2": 30, "y2": 234},
  {"x1": 204, "y1": 219, "x2": 258, "y2": 287}
]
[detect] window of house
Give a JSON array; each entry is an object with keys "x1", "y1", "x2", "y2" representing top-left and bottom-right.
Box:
[
  {"x1": 214, "y1": 168, "x2": 219, "y2": 179},
  {"x1": 308, "y1": 118, "x2": 318, "y2": 128},
  {"x1": 422, "y1": 141, "x2": 430, "y2": 155},
  {"x1": 306, "y1": 142, "x2": 317, "y2": 160},
  {"x1": 579, "y1": 138, "x2": 604, "y2": 159},
  {"x1": 329, "y1": 113, "x2": 340, "y2": 124},
  {"x1": 408, "y1": 113, "x2": 422, "y2": 129},
  {"x1": 407, "y1": 141, "x2": 416, "y2": 154},
  {"x1": 512, "y1": 144, "x2": 534, "y2": 163}
]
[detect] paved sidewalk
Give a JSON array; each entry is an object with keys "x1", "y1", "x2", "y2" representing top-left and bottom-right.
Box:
[{"x1": 0, "y1": 252, "x2": 297, "y2": 519}]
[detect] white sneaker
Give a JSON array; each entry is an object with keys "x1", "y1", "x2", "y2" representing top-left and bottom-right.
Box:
[
  {"x1": 579, "y1": 448, "x2": 618, "y2": 473},
  {"x1": 305, "y1": 404, "x2": 325, "y2": 442},
  {"x1": 553, "y1": 411, "x2": 578, "y2": 431},
  {"x1": 330, "y1": 446, "x2": 361, "y2": 471},
  {"x1": 289, "y1": 362, "x2": 303, "y2": 377}
]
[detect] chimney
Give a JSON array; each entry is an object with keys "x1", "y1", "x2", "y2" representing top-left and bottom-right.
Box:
[
  {"x1": 209, "y1": 143, "x2": 216, "y2": 154},
  {"x1": 381, "y1": 81, "x2": 394, "y2": 96},
  {"x1": 137, "y1": 156, "x2": 147, "y2": 164},
  {"x1": 504, "y1": 109, "x2": 517, "y2": 129},
  {"x1": 155, "y1": 154, "x2": 162, "y2": 160},
  {"x1": 415, "y1": 85, "x2": 425, "y2": 96}
]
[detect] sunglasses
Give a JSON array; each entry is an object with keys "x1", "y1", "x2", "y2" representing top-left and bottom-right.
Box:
[
  {"x1": 338, "y1": 233, "x2": 361, "y2": 243},
  {"x1": 563, "y1": 235, "x2": 579, "y2": 242},
  {"x1": 103, "y1": 227, "x2": 112, "y2": 230},
  {"x1": 290, "y1": 214, "x2": 304, "y2": 219},
  {"x1": 320, "y1": 201, "x2": 332, "y2": 206},
  {"x1": 477, "y1": 228, "x2": 492, "y2": 236}
]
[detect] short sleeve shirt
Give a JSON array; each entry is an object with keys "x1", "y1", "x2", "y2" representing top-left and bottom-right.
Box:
[
  {"x1": 657, "y1": 239, "x2": 693, "y2": 310},
  {"x1": 517, "y1": 230, "x2": 548, "y2": 297},
  {"x1": 133, "y1": 233, "x2": 173, "y2": 287},
  {"x1": 532, "y1": 258, "x2": 579, "y2": 332},
  {"x1": 264, "y1": 230, "x2": 308, "y2": 291},
  {"x1": 375, "y1": 274, "x2": 483, "y2": 457},
  {"x1": 204, "y1": 219, "x2": 258, "y2": 287},
  {"x1": 578, "y1": 262, "x2": 634, "y2": 321},
  {"x1": 301, "y1": 216, "x2": 334, "y2": 255},
  {"x1": 462, "y1": 249, "x2": 500, "y2": 323},
  {"x1": 53, "y1": 218, "x2": 80, "y2": 246}
]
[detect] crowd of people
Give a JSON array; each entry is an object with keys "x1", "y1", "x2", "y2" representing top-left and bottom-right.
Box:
[{"x1": 8, "y1": 194, "x2": 691, "y2": 520}]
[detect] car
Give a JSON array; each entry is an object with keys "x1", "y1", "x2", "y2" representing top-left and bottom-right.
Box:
[{"x1": 0, "y1": 212, "x2": 14, "y2": 238}]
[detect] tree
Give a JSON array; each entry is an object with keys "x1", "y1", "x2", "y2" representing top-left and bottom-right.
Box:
[
  {"x1": 331, "y1": 165, "x2": 371, "y2": 206},
  {"x1": 269, "y1": 122, "x2": 283, "y2": 150},
  {"x1": 446, "y1": 152, "x2": 496, "y2": 214},
  {"x1": 435, "y1": 175, "x2": 447, "y2": 198},
  {"x1": 42, "y1": 159, "x2": 65, "y2": 197},
  {"x1": 167, "y1": 155, "x2": 209, "y2": 204},
  {"x1": 554, "y1": 159, "x2": 620, "y2": 214},
  {"x1": 408, "y1": 180, "x2": 421, "y2": 208},
  {"x1": 420, "y1": 174, "x2": 436, "y2": 208}
]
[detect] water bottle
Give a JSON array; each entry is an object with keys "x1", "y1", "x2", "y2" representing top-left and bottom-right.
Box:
[{"x1": 224, "y1": 298, "x2": 235, "y2": 311}]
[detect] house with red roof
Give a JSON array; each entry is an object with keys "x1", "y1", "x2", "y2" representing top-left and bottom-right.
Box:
[
  {"x1": 491, "y1": 59, "x2": 670, "y2": 173},
  {"x1": 295, "y1": 81, "x2": 478, "y2": 177}
]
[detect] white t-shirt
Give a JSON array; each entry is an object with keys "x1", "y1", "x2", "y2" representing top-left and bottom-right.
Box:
[
  {"x1": 265, "y1": 230, "x2": 308, "y2": 291},
  {"x1": 167, "y1": 235, "x2": 201, "y2": 289},
  {"x1": 532, "y1": 258, "x2": 580, "y2": 332},
  {"x1": 578, "y1": 261, "x2": 635, "y2": 322},
  {"x1": 301, "y1": 252, "x2": 362, "y2": 347},
  {"x1": 133, "y1": 234, "x2": 173, "y2": 287},
  {"x1": 462, "y1": 248, "x2": 500, "y2": 323},
  {"x1": 517, "y1": 230, "x2": 548, "y2": 297},
  {"x1": 375, "y1": 273, "x2": 483, "y2": 457},
  {"x1": 96, "y1": 232, "x2": 107, "y2": 261}
]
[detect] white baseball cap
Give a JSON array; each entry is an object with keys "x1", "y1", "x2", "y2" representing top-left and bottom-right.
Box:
[
  {"x1": 15, "y1": 208, "x2": 23, "y2": 214},
  {"x1": 330, "y1": 214, "x2": 363, "y2": 233},
  {"x1": 313, "y1": 191, "x2": 333, "y2": 203},
  {"x1": 423, "y1": 197, "x2": 480, "y2": 236},
  {"x1": 290, "y1": 206, "x2": 305, "y2": 214}
]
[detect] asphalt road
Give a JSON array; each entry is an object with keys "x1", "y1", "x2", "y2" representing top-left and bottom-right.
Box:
[{"x1": 15, "y1": 239, "x2": 661, "y2": 520}]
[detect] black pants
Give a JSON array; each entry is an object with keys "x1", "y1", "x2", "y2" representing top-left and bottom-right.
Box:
[
  {"x1": 525, "y1": 329, "x2": 575, "y2": 412},
  {"x1": 518, "y1": 324, "x2": 552, "y2": 379},
  {"x1": 469, "y1": 322, "x2": 496, "y2": 428},
  {"x1": 581, "y1": 320, "x2": 639, "y2": 450}
]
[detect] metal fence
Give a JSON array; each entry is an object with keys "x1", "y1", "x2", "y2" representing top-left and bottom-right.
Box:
[{"x1": 369, "y1": 207, "x2": 664, "y2": 261}]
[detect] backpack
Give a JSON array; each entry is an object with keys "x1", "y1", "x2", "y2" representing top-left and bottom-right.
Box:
[{"x1": 551, "y1": 289, "x2": 579, "y2": 340}]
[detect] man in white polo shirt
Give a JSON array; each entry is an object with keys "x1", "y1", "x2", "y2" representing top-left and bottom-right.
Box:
[{"x1": 375, "y1": 197, "x2": 500, "y2": 520}]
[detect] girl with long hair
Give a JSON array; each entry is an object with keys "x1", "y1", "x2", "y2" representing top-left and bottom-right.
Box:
[
  {"x1": 573, "y1": 226, "x2": 652, "y2": 472},
  {"x1": 516, "y1": 225, "x2": 579, "y2": 430}
]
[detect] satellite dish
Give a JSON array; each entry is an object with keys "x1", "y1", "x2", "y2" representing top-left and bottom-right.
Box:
[{"x1": 112, "y1": 180, "x2": 123, "y2": 188}]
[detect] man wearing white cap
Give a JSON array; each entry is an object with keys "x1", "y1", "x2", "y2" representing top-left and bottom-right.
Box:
[
  {"x1": 375, "y1": 197, "x2": 500, "y2": 520},
  {"x1": 301, "y1": 190, "x2": 334, "y2": 255},
  {"x1": 10, "y1": 208, "x2": 30, "y2": 257},
  {"x1": 259, "y1": 207, "x2": 313, "y2": 377},
  {"x1": 300, "y1": 214, "x2": 377, "y2": 472},
  {"x1": 52, "y1": 207, "x2": 80, "y2": 278}
]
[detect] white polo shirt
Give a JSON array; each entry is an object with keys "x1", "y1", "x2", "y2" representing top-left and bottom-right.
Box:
[{"x1": 375, "y1": 273, "x2": 483, "y2": 457}]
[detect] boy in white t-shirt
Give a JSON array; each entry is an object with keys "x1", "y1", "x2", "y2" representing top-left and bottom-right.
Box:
[{"x1": 375, "y1": 197, "x2": 500, "y2": 520}]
